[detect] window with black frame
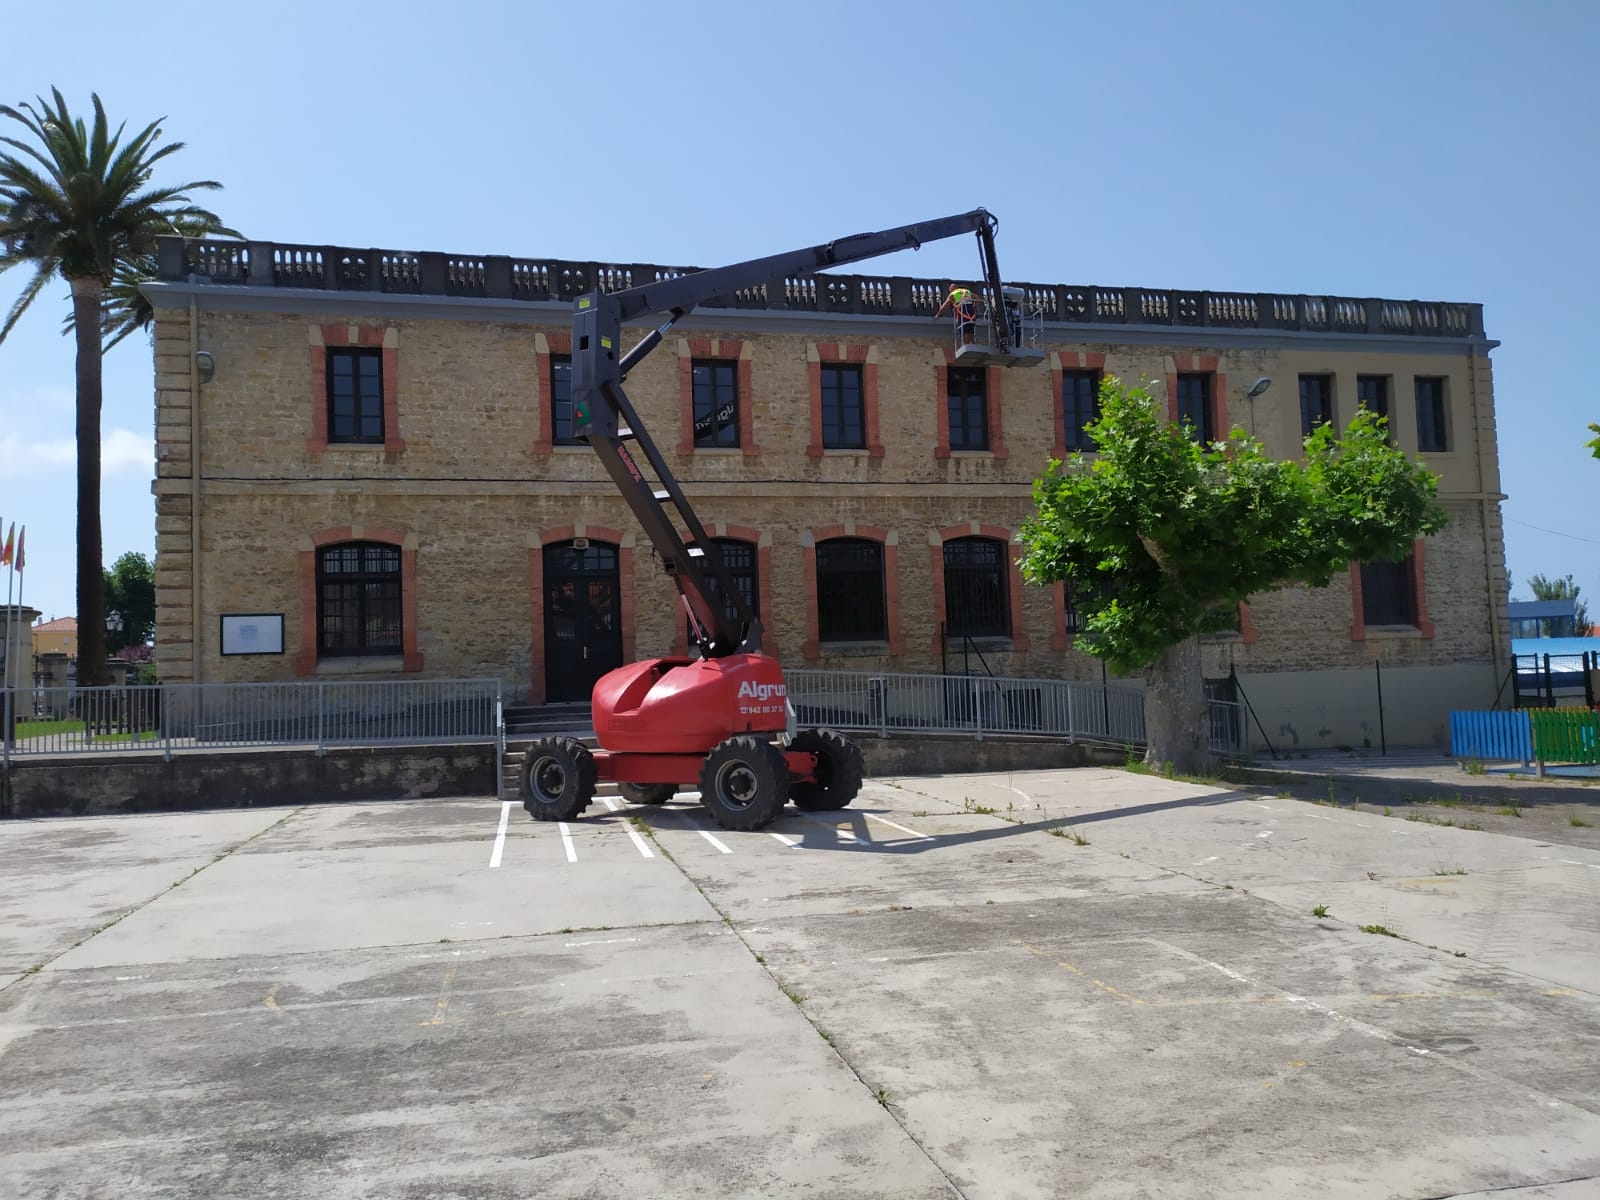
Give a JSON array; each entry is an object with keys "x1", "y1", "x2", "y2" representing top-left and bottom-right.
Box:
[
  {"x1": 816, "y1": 538, "x2": 886, "y2": 642},
  {"x1": 692, "y1": 359, "x2": 739, "y2": 448},
  {"x1": 1298, "y1": 374, "x2": 1333, "y2": 436},
  {"x1": 820, "y1": 363, "x2": 866, "y2": 449},
  {"x1": 1415, "y1": 377, "x2": 1448, "y2": 452},
  {"x1": 549, "y1": 353, "x2": 582, "y2": 445},
  {"x1": 317, "y1": 542, "x2": 403, "y2": 656},
  {"x1": 1175, "y1": 372, "x2": 1213, "y2": 443},
  {"x1": 692, "y1": 538, "x2": 760, "y2": 640},
  {"x1": 1357, "y1": 374, "x2": 1389, "y2": 423},
  {"x1": 1361, "y1": 556, "x2": 1417, "y2": 627},
  {"x1": 326, "y1": 347, "x2": 384, "y2": 443},
  {"x1": 947, "y1": 366, "x2": 988, "y2": 451},
  {"x1": 943, "y1": 537, "x2": 1010, "y2": 638},
  {"x1": 1061, "y1": 369, "x2": 1101, "y2": 452}
]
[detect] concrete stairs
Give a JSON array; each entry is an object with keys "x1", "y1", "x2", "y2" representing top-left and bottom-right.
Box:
[{"x1": 500, "y1": 702, "x2": 595, "y2": 799}]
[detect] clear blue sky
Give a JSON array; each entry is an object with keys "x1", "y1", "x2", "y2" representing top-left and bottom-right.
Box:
[{"x1": 3, "y1": 0, "x2": 1596, "y2": 627}]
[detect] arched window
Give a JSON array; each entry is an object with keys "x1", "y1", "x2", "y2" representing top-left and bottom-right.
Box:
[
  {"x1": 317, "y1": 542, "x2": 403, "y2": 657},
  {"x1": 943, "y1": 537, "x2": 1010, "y2": 638},
  {"x1": 816, "y1": 538, "x2": 886, "y2": 642}
]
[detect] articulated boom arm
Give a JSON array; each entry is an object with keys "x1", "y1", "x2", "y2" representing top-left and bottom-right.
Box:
[{"x1": 570, "y1": 209, "x2": 1007, "y2": 659}]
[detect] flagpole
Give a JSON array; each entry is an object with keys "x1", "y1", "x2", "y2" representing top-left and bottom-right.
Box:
[
  {"x1": 13, "y1": 527, "x2": 26, "y2": 711},
  {"x1": 2, "y1": 524, "x2": 14, "y2": 748}
]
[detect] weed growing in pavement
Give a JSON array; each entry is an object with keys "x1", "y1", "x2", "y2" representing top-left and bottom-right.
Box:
[
  {"x1": 1433, "y1": 867, "x2": 1467, "y2": 876},
  {"x1": 874, "y1": 1087, "x2": 891, "y2": 1107},
  {"x1": 1312, "y1": 905, "x2": 1330, "y2": 918},
  {"x1": 1463, "y1": 758, "x2": 1487, "y2": 776},
  {"x1": 1383, "y1": 806, "x2": 1393, "y2": 817},
  {"x1": 1499, "y1": 804, "x2": 1523, "y2": 818},
  {"x1": 1570, "y1": 813, "x2": 1593, "y2": 828},
  {"x1": 780, "y1": 984, "x2": 807, "y2": 1005},
  {"x1": 1360, "y1": 924, "x2": 1399, "y2": 937}
]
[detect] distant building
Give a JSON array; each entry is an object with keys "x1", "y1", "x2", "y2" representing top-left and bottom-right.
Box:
[
  {"x1": 31, "y1": 616, "x2": 76, "y2": 663},
  {"x1": 1508, "y1": 598, "x2": 1580, "y2": 640}
]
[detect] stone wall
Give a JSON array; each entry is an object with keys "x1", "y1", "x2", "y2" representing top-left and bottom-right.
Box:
[{"x1": 148, "y1": 296, "x2": 1507, "y2": 730}]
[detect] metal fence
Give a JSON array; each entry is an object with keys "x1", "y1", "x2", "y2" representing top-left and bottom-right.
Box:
[
  {"x1": 2, "y1": 678, "x2": 503, "y2": 763},
  {"x1": 785, "y1": 669, "x2": 1147, "y2": 745}
]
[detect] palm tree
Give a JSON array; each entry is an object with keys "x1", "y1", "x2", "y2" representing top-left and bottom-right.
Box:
[{"x1": 0, "y1": 89, "x2": 235, "y2": 684}]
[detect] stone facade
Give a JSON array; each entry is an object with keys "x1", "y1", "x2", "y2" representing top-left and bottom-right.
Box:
[{"x1": 143, "y1": 242, "x2": 1506, "y2": 749}]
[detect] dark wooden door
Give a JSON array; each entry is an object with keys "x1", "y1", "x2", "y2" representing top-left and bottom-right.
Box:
[{"x1": 543, "y1": 541, "x2": 623, "y2": 702}]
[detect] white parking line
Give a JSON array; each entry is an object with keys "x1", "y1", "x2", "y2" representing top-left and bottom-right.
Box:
[
  {"x1": 489, "y1": 800, "x2": 513, "y2": 868},
  {"x1": 598, "y1": 797, "x2": 657, "y2": 858},
  {"x1": 800, "y1": 813, "x2": 863, "y2": 842},
  {"x1": 864, "y1": 813, "x2": 933, "y2": 841},
  {"x1": 696, "y1": 829, "x2": 733, "y2": 854},
  {"x1": 769, "y1": 831, "x2": 801, "y2": 848},
  {"x1": 558, "y1": 822, "x2": 577, "y2": 863}
]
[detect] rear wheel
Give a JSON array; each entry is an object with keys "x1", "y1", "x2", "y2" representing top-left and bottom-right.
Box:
[
  {"x1": 619, "y1": 782, "x2": 676, "y2": 806},
  {"x1": 698, "y1": 736, "x2": 789, "y2": 831},
  {"x1": 521, "y1": 737, "x2": 597, "y2": 822},
  {"x1": 787, "y1": 728, "x2": 864, "y2": 812}
]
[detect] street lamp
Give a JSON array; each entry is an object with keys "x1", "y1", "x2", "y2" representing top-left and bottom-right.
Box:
[
  {"x1": 1244, "y1": 377, "x2": 1272, "y2": 434},
  {"x1": 106, "y1": 610, "x2": 124, "y2": 635}
]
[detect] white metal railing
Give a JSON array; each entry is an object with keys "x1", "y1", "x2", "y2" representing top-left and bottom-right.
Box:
[
  {"x1": 785, "y1": 669, "x2": 1147, "y2": 745},
  {"x1": 2, "y1": 678, "x2": 503, "y2": 764}
]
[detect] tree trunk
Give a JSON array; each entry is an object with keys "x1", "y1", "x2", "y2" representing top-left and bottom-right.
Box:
[
  {"x1": 1142, "y1": 636, "x2": 1211, "y2": 774},
  {"x1": 70, "y1": 277, "x2": 109, "y2": 688}
]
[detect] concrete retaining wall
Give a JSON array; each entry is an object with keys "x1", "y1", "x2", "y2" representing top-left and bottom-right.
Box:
[{"x1": 3, "y1": 745, "x2": 497, "y2": 819}]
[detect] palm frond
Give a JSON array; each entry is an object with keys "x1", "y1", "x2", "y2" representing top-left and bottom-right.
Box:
[{"x1": 1, "y1": 258, "x2": 55, "y2": 342}]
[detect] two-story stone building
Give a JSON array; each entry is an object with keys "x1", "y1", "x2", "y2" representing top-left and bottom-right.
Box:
[{"x1": 142, "y1": 235, "x2": 1507, "y2": 750}]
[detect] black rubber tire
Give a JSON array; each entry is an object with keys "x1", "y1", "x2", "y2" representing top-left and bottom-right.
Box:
[
  {"x1": 520, "y1": 737, "x2": 597, "y2": 822},
  {"x1": 698, "y1": 736, "x2": 790, "y2": 832},
  {"x1": 787, "y1": 728, "x2": 865, "y2": 812},
  {"x1": 619, "y1": 782, "x2": 676, "y2": 806}
]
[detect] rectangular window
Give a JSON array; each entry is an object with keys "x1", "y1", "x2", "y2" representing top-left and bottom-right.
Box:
[
  {"x1": 1415, "y1": 377, "x2": 1448, "y2": 452},
  {"x1": 1356, "y1": 374, "x2": 1389, "y2": 423},
  {"x1": 1175, "y1": 373, "x2": 1213, "y2": 443},
  {"x1": 947, "y1": 366, "x2": 989, "y2": 451},
  {"x1": 317, "y1": 542, "x2": 403, "y2": 656},
  {"x1": 692, "y1": 359, "x2": 740, "y2": 448},
  {"x1": 820, "y1": 363, "x2": 866, "y2": 450},
  {"x1": 549, "y1": 353, "x2": 581, "y2": 445},
  {"x1": 1298, "y1": 374, "x2": 1333, "y2": 436},
  {"x1": 326, "y1": 348, "x2": 384, "y2": 444},
  {"x1": 1061, "y1": 369, "x2": 1101, "y2": 451},
  {"x1": 816, "y1": 539, "x2": 887, "y2": 642},
  {"x1": 943, "y1": 538, "x2": 1010, "y2": 638},
  {"x1": 1361, "y1": 557, "x2": 1417, "y2": 627}
]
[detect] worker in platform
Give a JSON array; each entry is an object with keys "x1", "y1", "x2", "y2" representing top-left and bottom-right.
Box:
[{"x1": 936, "y1": 284, "x2": 979, "y2": 344}]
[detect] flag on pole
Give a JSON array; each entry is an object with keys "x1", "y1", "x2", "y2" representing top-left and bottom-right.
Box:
[
  {"x1": 13, "y1": 527, "x2": 21, "y2": 571},
  {"x1": 0, "y1": 523, "x2": 12, "y2": 566}
]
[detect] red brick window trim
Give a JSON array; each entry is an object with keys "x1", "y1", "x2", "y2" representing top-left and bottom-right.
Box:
[
  {"x1": 525, "y1": 525, "x2": 636, "y2": 704},
  {"x1": 807, "y1": 343, "x2": 883, "y2": 458},
  {"x1": 1165, "y1": 354, "x2": 1226, "y2": 444},
  {"x1": 308, "y1": 324, "x2": 404, "y2": 457},
  {"x1": 929, "y1": 524, "x2": 1029, "y2": 655},
  {"x1": 935, "y1": 348, "x2": 1008, "y2": 460},
  {"x1": 677, "y1": 337, "x2": 758, "y2": 457},
  {"x1": 1053, "y1": 351, "x2": 1107, "y2": 459},
  {"x1": 801, "y1": 524, "x2": 903, "y2": 660},
  {"x1": 1349, "y1": 539, "x2": 1434, "y2": 641},
  {"x1": 533, "y1": 330, "x2": 574, "y2": 455},
  {"x1": 295, "y1": 526, "x2": 422, "y2": 675}
]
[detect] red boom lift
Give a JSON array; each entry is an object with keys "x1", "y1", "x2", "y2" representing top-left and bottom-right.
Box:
[{"x1": 520, "y1": 209, "x2": 1025, "y2": 831}]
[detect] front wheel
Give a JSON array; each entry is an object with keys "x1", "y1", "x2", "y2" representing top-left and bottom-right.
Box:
[
  {"x1": 521, "y1": 737, "x2": 597, "y2": 822},
  {"x1": 787, "y1": 728, "x2": 864, "y2": 811},
  {"x1": 698, "y1": 736, "x2": 789, "y2": 831}
]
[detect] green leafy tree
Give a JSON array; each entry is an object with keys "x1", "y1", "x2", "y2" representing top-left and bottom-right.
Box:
[
  {"x1": 0, "y1": 89, "x2": 235, "y2": 684},
  {"x1": 1587, "y1": 423, "x2": 1600, "y2": 460},
  {"x1": 1526, "y1": 573, "x2": 1591, "y2": 637},
  {"x1": 1018, "y1": 378, "x2": 1447, "y2": 771},
  {"x1": 103, "y1": 550, "x2": 154, "y2": 652}
]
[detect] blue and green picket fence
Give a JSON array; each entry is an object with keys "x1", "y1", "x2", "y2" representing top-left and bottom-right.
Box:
[{"x1": 1450, "y1": 707, "x2": 1600, "y2": 773}]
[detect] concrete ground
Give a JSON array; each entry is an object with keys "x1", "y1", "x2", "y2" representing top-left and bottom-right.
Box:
[{"x1": 2, "y1": 765, "x2": 1598, "y2": 1199}]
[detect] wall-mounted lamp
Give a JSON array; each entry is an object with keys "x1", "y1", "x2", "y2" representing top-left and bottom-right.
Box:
[
  {"x1": 194, "y1": 350, "x2": 216, "y2": 384},
  {"x1": 1246, "y1": 377, "x2": 1272, "y2": 399}
]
